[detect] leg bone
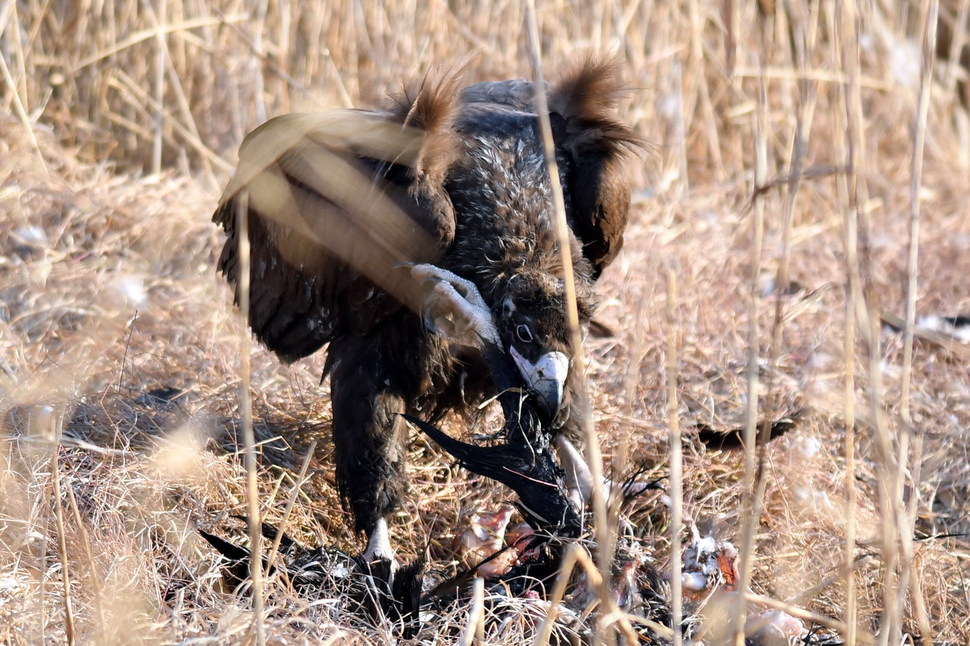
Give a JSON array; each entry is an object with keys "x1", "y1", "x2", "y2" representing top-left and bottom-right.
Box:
[
  {"x1": 555, "y1": 436, "x2": 661, "y2": 511},
  {"x1": 556, "y1": 435, "x2": 595, "y2": 511}
]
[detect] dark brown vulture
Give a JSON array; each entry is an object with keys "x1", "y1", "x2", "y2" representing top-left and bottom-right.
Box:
[{"x1": 212, "y1": 58, "x2": 641, "y2": 569}]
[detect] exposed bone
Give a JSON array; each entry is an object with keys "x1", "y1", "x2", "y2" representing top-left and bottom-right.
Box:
[
  {"x1": 556, "y1": 435, "x2": 595, "y2": 510},
  {"x1": 556, "y1": 436, "x2": 661, "y2": 512}
]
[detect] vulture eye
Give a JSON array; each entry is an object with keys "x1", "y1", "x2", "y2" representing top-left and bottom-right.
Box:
[{"x1": 516, "y1": 324, "x2": 534, "y2": 343}]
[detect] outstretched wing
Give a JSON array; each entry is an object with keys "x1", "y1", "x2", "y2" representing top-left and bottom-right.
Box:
[{"x1": 213, "y1": 76, "x2": 462, "y2": 362}]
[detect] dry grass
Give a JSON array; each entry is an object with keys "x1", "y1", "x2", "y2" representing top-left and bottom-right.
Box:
[{"x1": 2, "y1": 0, "x2": 970, "y2": 643}]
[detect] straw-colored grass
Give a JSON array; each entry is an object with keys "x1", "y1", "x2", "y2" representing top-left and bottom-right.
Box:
[{"x1": 2, "y1": 0, "x2": 969, "y2": 643}]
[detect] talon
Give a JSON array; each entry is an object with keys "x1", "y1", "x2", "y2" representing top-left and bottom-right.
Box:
[{"x1": 408, "y1": 263, "x2": 499, "y2": 346}]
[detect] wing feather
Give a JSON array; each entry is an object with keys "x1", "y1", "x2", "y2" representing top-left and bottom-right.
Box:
[
  {"x1": 456, "y1": 60, "x2": 644, "y2": 280},
  {"x1": 213, "y1": 61, "x2": 639, "y2": 364},
  {"x1": 214, "y1": 103, "x2": 458, "y2": 362},
  {"x1": 548, "y1": 57, "x2": 645, "y2": 278}
]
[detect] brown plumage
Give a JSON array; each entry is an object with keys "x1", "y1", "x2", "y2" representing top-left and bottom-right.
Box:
[{"x1": 212, "y1": 58, "x2": 642, "y2": 549}]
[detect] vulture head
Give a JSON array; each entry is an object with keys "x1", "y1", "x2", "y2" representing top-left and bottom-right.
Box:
[{"x1": 494, "y1": 269, "x2": 593, "y2": 421}]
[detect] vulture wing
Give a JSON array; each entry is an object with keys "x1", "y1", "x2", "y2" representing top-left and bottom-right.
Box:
[
  {"x1": 214, "y1": 62, "x2": 639, "y2": 361},
  {"x1": 213, "y1": 77, "x2": 462, "y2": 362},
  {"x1": 548, "y1": 59, "x2": 644, "y2": 278},
  {"x1": 459, "y1": 60, "x2": 643, "y2": 279}
]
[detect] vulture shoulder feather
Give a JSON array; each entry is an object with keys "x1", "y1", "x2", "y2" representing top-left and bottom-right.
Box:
[{"x1": 454, "y1": 59, "x2": 643, "y2": 279}]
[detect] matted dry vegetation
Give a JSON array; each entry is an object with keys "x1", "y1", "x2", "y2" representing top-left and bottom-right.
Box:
[{"x1": 1, "y1": 0, "x2": 969, "y2": 644}]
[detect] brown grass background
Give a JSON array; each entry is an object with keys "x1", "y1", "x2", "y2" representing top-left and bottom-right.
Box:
[{"x1": 1, "y1": 0, "x2": 969, "y2": 643}]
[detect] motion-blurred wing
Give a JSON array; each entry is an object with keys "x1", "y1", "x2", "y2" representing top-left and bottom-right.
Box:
[{"x1": 214, "y1": 104, "x2": 457, "y2": 361}]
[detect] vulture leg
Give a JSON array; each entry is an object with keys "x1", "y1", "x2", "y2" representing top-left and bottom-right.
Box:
[
  {"x1": 328, "y1": 334, "x2": 429, "y2": 625},
  {"x1": 363, "y1": 517, "x2": 394, "y2": 564},
  {"x1": 327, "y1": 335, "x2": 409, "y2": 564}
]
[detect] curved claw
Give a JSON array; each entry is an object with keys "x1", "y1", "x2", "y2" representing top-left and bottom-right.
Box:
[
  {"x1": 404, "y1": 263, "x2": 500, "y2": 346},
  {"x1": 407, "y1": 263, "x2": 486, "y2": 307}
]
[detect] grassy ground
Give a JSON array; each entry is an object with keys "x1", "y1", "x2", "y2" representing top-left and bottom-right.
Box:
[{"x1": 2, "y1": 0, "x2": 969, "y2": 643}]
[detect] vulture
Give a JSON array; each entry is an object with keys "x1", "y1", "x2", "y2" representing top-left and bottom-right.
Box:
[{"x1": 212, "y1": 57, "x2": 642, "y2": 570}]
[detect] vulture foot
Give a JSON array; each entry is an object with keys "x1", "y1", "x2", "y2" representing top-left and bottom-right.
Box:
[
  {"x1": 358, "y1": 554, "x2": 424, "y2": 639},
  {"x1": 406, "y1": 262, "x2": 500, "y2": 347},
  {"x1": 358, "y1": 518, "x2": 423, "y2": 636},
  {"x1": 200, "y1": 519, "x2": 423, "y2": 637}
]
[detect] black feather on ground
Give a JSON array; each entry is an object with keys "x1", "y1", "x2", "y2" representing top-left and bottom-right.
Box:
[
  {"x1": 199, "y1": 519, "x2": 424, "y2": 636},
  {"x1": 693, "y1": 410, "x2": 802, "y2": 451}
]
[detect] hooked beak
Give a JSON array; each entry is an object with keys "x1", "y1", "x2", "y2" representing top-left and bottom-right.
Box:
[{"x1": 509, "y1": 346, "x2": 569, "y2": 418}]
